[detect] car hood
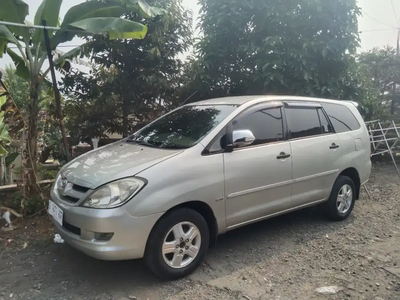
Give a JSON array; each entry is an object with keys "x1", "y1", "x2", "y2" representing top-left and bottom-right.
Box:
[{"x1": 60, "y1": 141, "x2": 183, "y2": 188}]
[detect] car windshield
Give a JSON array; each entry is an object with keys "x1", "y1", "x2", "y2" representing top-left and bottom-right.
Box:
[{"x1": 126, "y1": 105, "x2": 237, "y2": 149}]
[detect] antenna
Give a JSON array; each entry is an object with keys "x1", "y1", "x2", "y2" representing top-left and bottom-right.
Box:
[{"x1": 179, "y1": 91, "x2": 198, "y2": 107}]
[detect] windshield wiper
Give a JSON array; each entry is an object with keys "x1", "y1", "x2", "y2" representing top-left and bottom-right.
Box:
[
  {"x1": 127, "y1": 139, "x2": 188, "y2": 149},
  {"x1": 126, "y1": 139, "x2": 157, "y2": 148},
  {"x1": 161, "y1": 143, "x2": 189, "y2": 150}
]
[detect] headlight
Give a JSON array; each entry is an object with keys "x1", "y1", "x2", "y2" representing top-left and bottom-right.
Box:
[
  {"x1": 53, "y1": 174, "x2": 62, "y2": 191},
  {"x1": 83, "y1": 178, "x2": 146, "y2": 209},
  {"x1": 53, "y1": 174, "x2": 61, "y2": 190}
]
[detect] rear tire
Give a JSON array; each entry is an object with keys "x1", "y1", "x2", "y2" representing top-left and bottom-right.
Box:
[
  {"x1": 144, "y1": 208, "x2": 209, "y2": 280},
  {"x1": 325, "y1": 175, "x2": 356, "y2": 221}
]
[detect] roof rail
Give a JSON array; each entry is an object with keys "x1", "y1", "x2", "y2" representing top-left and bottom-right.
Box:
[{"x1": 343, "y1": 100, "x2": 359, "y2": 108}]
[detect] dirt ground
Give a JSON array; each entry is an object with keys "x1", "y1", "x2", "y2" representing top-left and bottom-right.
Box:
[{"x1": 1, "y1": 163, "x2": 400, "y2": 300}]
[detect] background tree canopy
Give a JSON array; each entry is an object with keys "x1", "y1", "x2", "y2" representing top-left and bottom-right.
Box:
[
  {"x1": 7, "y1": 0, "x2": 400, "y2": 164},
  {"x1": 356, "y1": 46, "x2": 400, "y2": 120},
  {"x1": 178, "y1": 0, "x2": 361, "y2": 103},
  {"x1": 2, "y1": 65, "x2": 30, "y2": 112},
  {"x1": 61, "y1": 0, "x2": 192, "y2": 138}
]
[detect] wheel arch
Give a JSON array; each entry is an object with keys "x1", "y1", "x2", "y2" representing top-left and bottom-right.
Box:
[
  {"x1": 146, "y1": 201, "x2": 219, "y2": 251},
  {"x1": 339, "y1": 167, "x2": 361, "y2": 199}
]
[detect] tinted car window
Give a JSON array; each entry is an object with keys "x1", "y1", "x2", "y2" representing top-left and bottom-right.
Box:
[
  {"x1": 127, "y1": 105, "x2": 237, "y2": 149},
  {"x1": 286, "y1": 108, "x2": 321, "y2": 139},
  {"x1": 318, "y1": 108, "x2": 334, "y2": 134},
  {"x1": 207, "y1": 129, "x2": 227, "y2": 154},
  {"x1": 321, "y1": 103, "x2": 360, "y2": 133},
  {"x1": 232, "y1": 107, "x2": 283, "y2": 146}
]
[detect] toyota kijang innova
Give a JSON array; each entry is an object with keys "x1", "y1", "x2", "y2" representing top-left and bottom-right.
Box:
[{"x1": 49, "y1": 95, "x2": 371, "y2": 279}]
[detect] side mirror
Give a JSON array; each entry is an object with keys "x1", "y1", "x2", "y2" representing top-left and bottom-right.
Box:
[{"x1": 231, "y1": 129, "x2": 255, "y2": 148}]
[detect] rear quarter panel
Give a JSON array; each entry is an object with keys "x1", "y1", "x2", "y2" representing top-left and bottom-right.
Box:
[{"x1": 333, "y1": 103, "x2": 371, "y2": 185}]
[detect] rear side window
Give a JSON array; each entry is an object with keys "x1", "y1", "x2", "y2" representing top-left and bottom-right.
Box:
[
  {"x1": 232, "y1": 107, "x2": 284, "y2": 146},
  {"x1": 317, "y1": 108, "x2": 334, "y2": 134},
  {"x1": 321, "y1": 103, "x2": 360, "y2": 133},
  {"x1": 285, "y1": 107, "x2": 322, "y2": 139}
]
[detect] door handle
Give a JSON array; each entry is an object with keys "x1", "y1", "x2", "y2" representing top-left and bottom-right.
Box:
[
  {"x1": 277, "y1": 152, "x2": 290, "y2": 159},
  {"x1": 329, "y1": 143, "x2": 340, "y2": 149}
]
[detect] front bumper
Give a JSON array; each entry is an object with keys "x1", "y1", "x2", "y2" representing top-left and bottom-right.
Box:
[{"x1": 50, "y1": 198, "x2": 163, "y2": 261}]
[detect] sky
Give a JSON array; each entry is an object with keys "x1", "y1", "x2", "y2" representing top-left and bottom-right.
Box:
[{"x1": 0, "y1": 0, "x2": 399, "y2": 70}]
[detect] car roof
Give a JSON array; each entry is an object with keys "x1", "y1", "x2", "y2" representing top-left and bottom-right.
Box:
[
  {"x1": 189, "y1": 96, "x2": 264, "y2": 106},
  {"x1": 188, "y1": 95, "x2": 357, "y2": 107}
]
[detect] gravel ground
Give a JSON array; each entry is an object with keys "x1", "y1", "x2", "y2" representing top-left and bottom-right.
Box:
[{"x1": 1, "y1": 163, "x2": 400, "y2": 300}]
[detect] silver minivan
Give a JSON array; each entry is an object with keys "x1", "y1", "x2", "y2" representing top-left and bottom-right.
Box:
[{"x1": 49, "y1": 95, "x2": 371, "y2": 279}]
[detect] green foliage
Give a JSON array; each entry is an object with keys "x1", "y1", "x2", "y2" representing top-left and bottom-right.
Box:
[
  {"x1": 0, "y1": 0, "x2": 29, "y2": 40},
  {"x1": 10, "y1": 164, "x2": 58, "y2": 216},
  {"x1": 38, "y1": 114, "x2": 68, "y2": 164},
  {"x1": 182, "y1": 0, "x2": 360, "y2": 102},
  {"x1": 5, "y1": 152, "x2": 18, "y2": 166},
  {"x1": 0, "y1": 0, "x2": 166, "y2": 196},
  {"x1": 50, "y1": 0, "x2": 166, "y2": 54},
  {"x1": 70, "y1": 17, "x2": 148, "y2": 39},
  {"x1": 61, "y1": 0, "x2": 192, "y2": 138},
  {"x1": 11, "y1": 191, "x2": 44, "y2": 215},
  {"x1": 3, "y1": 66, "x2": 64, "y2": 162},
  {"x1": 0, "y1": 90, "x2": 10, "y2": 156},
  {"x1": 36, "y1": 164, "x2": 59, "y2": 181},
  {"x1": 0, "y1": 24, "x2": 19, "y2": 48},
  {"x1": 61, "y1": 1, "x2": 123, "y2": 26},
  {"x1": 6, "y1": 48, "x2": 30, "y2": 81},
  {"x1": 356, "y1": 46, "x2": 400, "y2": 119},
  {"x1": 62, "y1": 67, "x2": 124, "y2": 140},
  {"x1": 2, "y1": 65, "x2": 29, "y2": 111},
  {"x1": 33, "y1": 0, "x2": 62, "y2": 43},
  {"x1": 0, "y1": 0, "x2": 167, "y2": 80},
  {"x1": 0, "y1": 122, "x2": 10, "y2": 154}
]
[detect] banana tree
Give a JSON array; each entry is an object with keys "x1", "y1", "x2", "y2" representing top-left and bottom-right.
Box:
[
  {"x1": 0, "y1": 0, "x2": 165, "y2": 197},
  {"x1": 0, "y1": 81, "x2": 18, "y2": 185},
  {"x1": 0, "y1": 92, "x2": 10, "y2": 156}
]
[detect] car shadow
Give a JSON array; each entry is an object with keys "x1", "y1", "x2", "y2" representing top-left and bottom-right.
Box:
[{"x1": 35, "y1": 204, "x2": 355, "y2": 297}]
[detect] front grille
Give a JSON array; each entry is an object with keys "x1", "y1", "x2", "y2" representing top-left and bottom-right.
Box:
[
  {"x1": 63, "y1": 195, "x2": 80, "y2": 203},
  {"x1": 63, "y1": 221, "x2": 81, "y2": 236},
  {"x1": 73, "y1": 184, "x2": 89, "y2": 193},
  {"x1": 57, "y1": 180, "x2": 91, "y2": 204}
]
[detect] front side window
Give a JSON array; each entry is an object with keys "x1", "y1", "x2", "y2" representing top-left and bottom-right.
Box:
[
  {"x1": 321, "y1": 103, "x2": 360, "y2": 133},
  {"x1": 127, "y1": 105, "x2": 237, "y2": 149},
  {"x1": 286, "y1": 107, "x2": 322, "y2": 139},
  {"x1": 206, "y1": 129, "x2": 228, "y2": 154},
  {"x1": 232, "y1": 107, "x2": 284, "y2": 147}
]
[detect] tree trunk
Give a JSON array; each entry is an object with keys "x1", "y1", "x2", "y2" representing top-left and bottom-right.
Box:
[
  {"x1": 39, "y1": 146, "x2": 51, "y2": 164},
  {"x1": 22, "y1": 76, "x2": 41, "y2": 199}
]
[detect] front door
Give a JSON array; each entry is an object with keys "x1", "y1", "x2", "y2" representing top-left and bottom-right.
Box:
[
  {"x1": 284, "y1": 102, "x2": 342, "y2": 207},
  {"x1": 224, "y1": 104, "x2": 292, "y2": 228}
]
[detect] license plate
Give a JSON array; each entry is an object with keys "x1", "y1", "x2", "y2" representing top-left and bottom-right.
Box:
[{"x1": 48, "y1": 200, "x2": 63, "y2": 226}]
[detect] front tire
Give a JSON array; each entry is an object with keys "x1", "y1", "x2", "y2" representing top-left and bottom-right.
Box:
[
  {"x1": 144, "y1": 208, "x2": 209, "y2": 280},
  {"x1": 325, "y1": 175, "x2": 356, "y2": 221}
]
